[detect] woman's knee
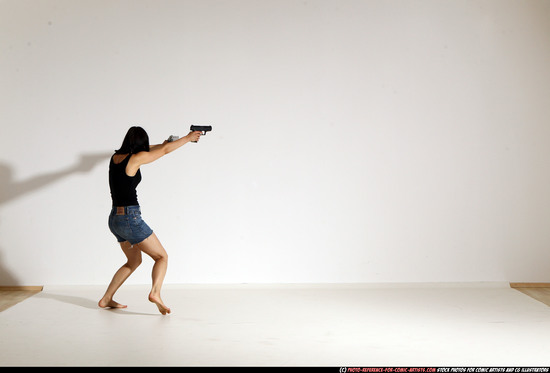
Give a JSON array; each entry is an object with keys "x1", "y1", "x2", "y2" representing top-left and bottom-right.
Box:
[
  {"x1": 126, "y1": 257, "x2": 142, "y2": 271},
  {"x1": 154, "y1": 251, "x2": 168, "y2": 263}
]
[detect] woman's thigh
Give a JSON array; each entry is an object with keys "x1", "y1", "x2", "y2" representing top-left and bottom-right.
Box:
[
  {"x1": 135, "y1": 233, "x2": 167, "y2": 261},
  {"x1": 120, "y1": 241, "x2": 142, "y2": 266}
]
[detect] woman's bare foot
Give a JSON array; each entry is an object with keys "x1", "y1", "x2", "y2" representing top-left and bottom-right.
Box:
[
  {"x1": 149, "y1": 293, "x2": 171, "y2": 315},
  {"x1": 98, "y1": 297, "x2": 127, "y2": 309}
]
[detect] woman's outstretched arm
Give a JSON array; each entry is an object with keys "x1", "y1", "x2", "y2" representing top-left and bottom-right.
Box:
[
  {"x1": 149, "y1": 142, "x2": 167, "y2": 151},
  {"x1": 126, "y1": 131, "x2": 202, "y2": 175}
]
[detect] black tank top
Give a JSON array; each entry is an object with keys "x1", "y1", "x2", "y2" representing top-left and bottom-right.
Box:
[{"x1": 109, "y1": 154, "x2": 142, "y2": 206}]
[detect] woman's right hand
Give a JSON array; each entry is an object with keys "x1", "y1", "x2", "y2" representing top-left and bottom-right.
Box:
[{"x1": 186, "y1": 131, "x2": 202, "y2": 143}]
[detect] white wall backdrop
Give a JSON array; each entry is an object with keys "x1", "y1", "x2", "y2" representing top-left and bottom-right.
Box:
[{"x1": 1, "y1": 0, "x2": 549, "y2": 286}]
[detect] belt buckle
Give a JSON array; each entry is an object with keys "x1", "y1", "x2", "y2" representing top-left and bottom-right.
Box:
[{"x1": 116, "y1": 206, "x2": 125, "y2": 215}]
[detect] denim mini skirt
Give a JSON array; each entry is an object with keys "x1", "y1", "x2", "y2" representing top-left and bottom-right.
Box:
[{"x1": 108, "y1": 205, "x2": 153, "y2": 245}]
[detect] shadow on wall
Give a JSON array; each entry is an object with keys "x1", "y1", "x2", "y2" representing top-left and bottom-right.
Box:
[{"x1": 0, "y1": 152, "x2": 111, "y2": 285}]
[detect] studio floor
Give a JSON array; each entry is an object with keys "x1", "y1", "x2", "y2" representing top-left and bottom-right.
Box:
[{"x1": 1, "y1": 283, "x2": 550, "y2": 367}]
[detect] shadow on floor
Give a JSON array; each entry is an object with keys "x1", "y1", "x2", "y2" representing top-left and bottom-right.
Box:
[{"x1": 36, "y1": 292, "x2": 162, "y2": 316}]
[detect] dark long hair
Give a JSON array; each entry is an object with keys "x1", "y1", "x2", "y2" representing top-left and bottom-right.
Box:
[{"x1": 115, "y1": 126, "x2": 150, "y2": 154}]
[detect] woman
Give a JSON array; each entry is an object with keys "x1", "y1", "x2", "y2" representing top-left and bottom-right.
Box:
[{"x1": 98, "y1": 126, "x2": 201, "y2": 315}]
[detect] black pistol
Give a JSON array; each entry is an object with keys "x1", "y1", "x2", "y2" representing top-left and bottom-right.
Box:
[{"x1": 190, "y1": 125, "x2": 212, "y2": 143}]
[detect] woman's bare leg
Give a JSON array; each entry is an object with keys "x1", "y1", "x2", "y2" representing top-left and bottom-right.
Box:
[
  {"x1": 134, "y1": 233, "x2": 170, "y2": 315},
  {"x1": 98, "y1": 241, "x2": 142, "y2": 309}
]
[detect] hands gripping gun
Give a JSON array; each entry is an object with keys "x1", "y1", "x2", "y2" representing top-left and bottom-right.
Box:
[
  {"x1": 167, "y1": 125, "x2": 212, "y2": 143},
  {"x1": 190, "y1": 125, "x2": 212, "y2": 142}
]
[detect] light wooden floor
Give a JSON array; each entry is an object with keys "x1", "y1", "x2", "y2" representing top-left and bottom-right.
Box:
[
  {"x1": 513, "y1": 287, "x2": 550, "y2": 307},
  {"x1": 1, "y1": 285, "x2": 549, "y2": 312},
  {"x1": 0, "y1": 287, "x2": 43, "y2": 312}
]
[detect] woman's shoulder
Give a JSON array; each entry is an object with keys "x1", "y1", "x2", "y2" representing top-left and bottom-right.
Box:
[{"x1": 112, "y1": 153, "x2": 130, "y2": 165}]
